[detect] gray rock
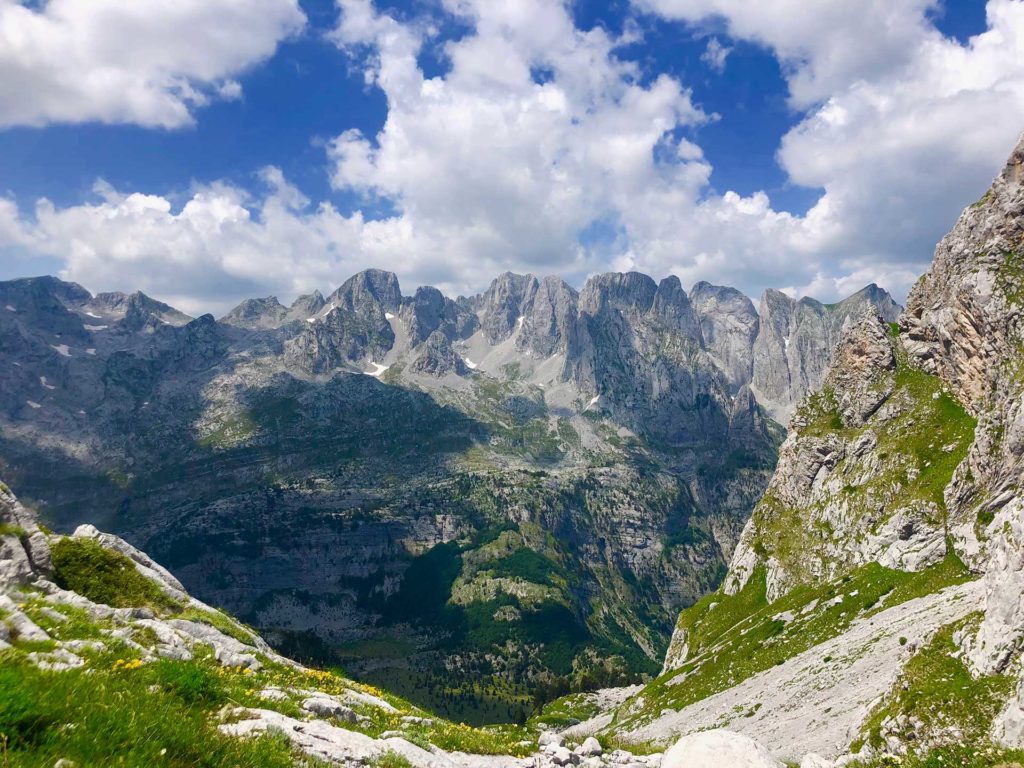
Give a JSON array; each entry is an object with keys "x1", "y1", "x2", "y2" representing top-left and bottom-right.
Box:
[{"x1": 662, "y1": 730, "x2": 781, "y2": 768}]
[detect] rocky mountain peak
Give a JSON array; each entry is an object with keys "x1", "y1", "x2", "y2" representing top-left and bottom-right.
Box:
[
  {"x1": 219, "y1": 296, "x2": 287, "y2": 329},
  {"x1": 578, "y1": 272, "x2": 658, "y2": 317},
  {"x1": 285, "y1": 290, "x2": 327, "y2": 323},
  {"x1": 516, "y1": 275, "x2": 578, "y2": 357},
  {"x1": 401, "y1": 286, "x2": 478, "y2": 345},
  {"x1": 651, "y1": 276, "x2": 702, "y2": 340},
  {"x1": 477, "y1": 271, "x2": 539, "y2": 343},
  {"x1": 751, "y1": 284, "x2": 901, "y2": 424},
  {"x1": 410, "y1": 329, "x2": 467, "y2": 376},
  {"x1": 328, "y1": 268, "x2": 402, "y2": 314},
  {"x1": 690, "y1": 282, "x2": 759, "y2": 389}
]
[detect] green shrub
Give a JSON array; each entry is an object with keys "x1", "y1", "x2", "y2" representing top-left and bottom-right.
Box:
[
  {"x1": 371, "y1": 752, "x2": 414, "y2": 768},
  {"x1": 51, "y1": 537, "x2": 177, "y2": 612}
]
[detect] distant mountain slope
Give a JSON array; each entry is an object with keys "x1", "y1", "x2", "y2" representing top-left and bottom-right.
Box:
[{"x1": 0, "y1": 266, "x2": 896, "y2": 720}]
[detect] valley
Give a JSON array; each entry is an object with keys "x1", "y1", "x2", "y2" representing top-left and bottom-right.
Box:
[{"x1": 0, "y1": 267, "x2": 895, "y2": 720}]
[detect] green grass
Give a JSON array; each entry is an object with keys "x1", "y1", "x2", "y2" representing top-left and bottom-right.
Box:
[
  {"x1": 487, "y1": 549, "x2": 564, "y2": 587},
  {"x1": 0, "y1": 657, "x2": 319, "y2": 768},
  {"x1": 624, "y1": 555, "x2": 974, "y2": 728},
  {"x1": 0, "y1": 523, "x2": 25, "y2": 538},
  {"x1": 371, "y1": 754, "x2": 414, "y2": 768},
  {"x1": 50, "y1": 537, "x2": 179, "y2": 613},
  {"x1": 529, "y1": 692, "x2": 603, "y2": 729},
  {"x1": 853, "y1": 615, "x2": 1017, "y2": 762},
  {"x1": 746, "y1": 343, "x2": 976, "y2": 595}
]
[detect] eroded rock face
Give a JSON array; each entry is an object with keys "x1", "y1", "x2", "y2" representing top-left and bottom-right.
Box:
[
  {"x1": 724, "y1": 310, "x2": 954, "y2": 602},
  {"x1": 895, "y1": 135, "x2": 1024, "y2": 679},
  {"x1": 750, "y1": 286, "x2": 901, "y2": 424},
  {"x1": 690, "y1": 282, "x2": 759, "y2": 391},
  {"x1": 0, "y1": 483, "x2": 51, "y2": 585},
  {"x1": 410, "y1": 331, "x2": 467, "y2": 376}
]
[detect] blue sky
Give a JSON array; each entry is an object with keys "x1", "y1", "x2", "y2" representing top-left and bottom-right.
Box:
[{"x1": 0, "y1": 0, "x2": 1018, "y2": 314}]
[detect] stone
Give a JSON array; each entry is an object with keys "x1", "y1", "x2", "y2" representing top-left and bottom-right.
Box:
[
  {"x1": 578, "y1": 737, "x2": 602, "y2": 757},
  {"x1": 301, "y1": 696, "x2": 357, "y2": 722},
  {"x1": 539, "y1": 732, "x2": 565, "y2": 747},
  {"x1": 662, "y1": 730, "x2": 781, "y2": 768}
]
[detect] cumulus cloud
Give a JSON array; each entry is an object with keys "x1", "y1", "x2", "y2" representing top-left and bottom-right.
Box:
[
  {"x1": 634, "y1": 0, "x2": 1024, "y2": 299},
  {"x1": 326, "y1": 0, "x2": 712, "y2": 291},
  {"x1": 4, "y1": 0, "x2": 1024, "y2": 312},
  {"x1": 0, "y1": 0, "x2": 306, "y2": 128}
]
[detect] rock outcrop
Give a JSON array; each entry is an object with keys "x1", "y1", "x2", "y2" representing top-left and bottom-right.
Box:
[
  {"x1": 662, "y1": 730, "x2": 781, "y2": 768},
  {"x1": 724, "y1": 308, "x2": 962, "y2": 602}
]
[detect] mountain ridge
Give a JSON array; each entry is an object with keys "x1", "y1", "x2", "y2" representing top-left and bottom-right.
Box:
[{"x1": 0, "y1": 266, "x2": 898, "y2": 720}]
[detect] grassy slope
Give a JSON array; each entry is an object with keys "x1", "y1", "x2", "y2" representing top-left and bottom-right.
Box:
[
  {"x1": 613, "y1": 554, "x2": 974, "y2": 729},
  {"x1": 848, "y1": 615, "x2": 1024, "y2": 767},
  {"x1": 751, "y1": 340, "x2": 976, "y2": 589},
  {"x1": 0, "y1": 537, "x2": 534, "y2": 766}
]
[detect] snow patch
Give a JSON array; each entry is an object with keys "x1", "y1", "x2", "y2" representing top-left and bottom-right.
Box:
[
  {"x1": 364, "y1": 362, "x2": 389, "y2": 376},
  {"x1": 385, "y1": 312, "x2": 395, "y2": 320},
  {"x1": 4, "y1": 304, "x2": 15, "y2": 312},
  {"x1": 305, "y1": 317, "x2": 316, "y2": 323},
  {"x1": 39, "y1": 376, "x2": 55, "y2": 390},
  {"x1": 464, "y1": 358, "x2": 478, "y2": 370},
  {"x1": 84, "y1": 311, "x2": 102, "y2": 318},
  {"x1": 85, "y1": 324, "x2": 108, "y2": 331},
  {"x1": 86, "y1": 349, "x2": 96, "y2": 356},
  {"x1": 516, "y1": 316, "x2": 524, "y2": 330},
  {"x1": 784, "y1": 336, "x2": 790, "y2": 351},
  {"x1": 51, "y1": 344, "x2": 71, "y2": 357},
  {"x1": 25, "y1": 400, "x2": 41, "y2": 409}
]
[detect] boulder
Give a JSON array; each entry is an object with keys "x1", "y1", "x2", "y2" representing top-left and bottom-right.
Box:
[{"x1": 662, "y1": 730, "x2": 781, "y2": 768}]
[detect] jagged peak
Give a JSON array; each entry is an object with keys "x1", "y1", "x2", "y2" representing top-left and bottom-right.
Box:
[
  {"x1": 999, "y1": 129, "x2": 1024, "y2": 186},
  {"x1": 328, "y1": 268, "x2": 402, "y2": 312},
  {"x1": 579, "y1": 271, "x2": 658, "y2": 315}
]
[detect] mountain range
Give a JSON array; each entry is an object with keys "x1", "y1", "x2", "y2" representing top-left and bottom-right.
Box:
[
  {"x1": 3, "y1": 121, "x2": 1024, "y2": 768},
  {"x1": 0, "y1": 263, "x2": 898, "y2": 720}
]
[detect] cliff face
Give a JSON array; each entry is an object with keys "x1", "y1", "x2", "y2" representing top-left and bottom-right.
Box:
[
  {"x1": 620, "y1": 133, "x2": 1024, "y2": 764},
  {"x1": 721, "y1": 133, "x2": 1024, "y2": 623},
  {"x1": 900, "y1": 136, "x2": 1024, "y2": 681},
  {"x1": 724, "y1": 309, "x2": 974, "y2": 603},
  {"x1": 749, "y1": 285, "x2": 902, "y2": 424}
]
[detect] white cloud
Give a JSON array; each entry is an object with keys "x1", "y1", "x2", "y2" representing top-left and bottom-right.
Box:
[
  {"x1": 326, "y1": 0, "x2": 712, "y2": 292},
  {"x1": 700, "y1": 37, "x2": 730, "y2": 72},
  {"x1": 4, "y1": 0, "x2": 1024, "y2": 312},
  {"x1": 635, "y1": 0, "x2": 940, "y2": 107},
  {"x1": 0, "y1": 0, "x2": 306, "y2": 128},
  {"x1": 634, "y1": 0, "x2": 1024, "y2": 300}
]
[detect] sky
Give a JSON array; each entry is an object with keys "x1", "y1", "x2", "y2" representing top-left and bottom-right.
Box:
[{"x1": 0, "y1": 0, "x2": 1019, "y2": 316}]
